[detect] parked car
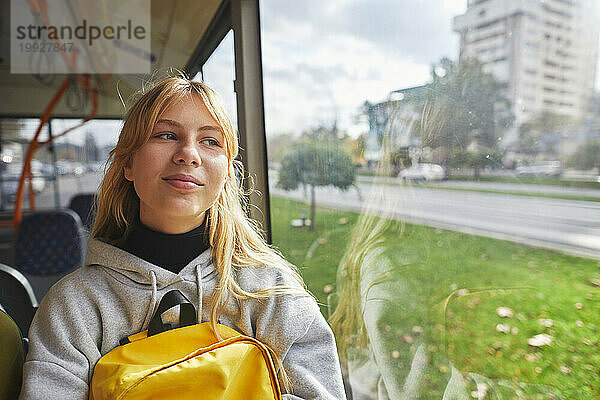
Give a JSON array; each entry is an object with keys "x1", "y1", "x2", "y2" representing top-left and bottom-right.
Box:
[
  {"x1": 399, "y1": 163, "x2": 446, "y2": 182},
  {"x1": 0, "y1": 172, "x2": 46, "y2": 207},
  {"x1": 515, "y1": 161, "x2": 562, "y2": 177}
]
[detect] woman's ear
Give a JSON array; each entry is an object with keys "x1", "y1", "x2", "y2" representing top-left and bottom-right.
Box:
[{"x1": 123, "y1": 158, "x2": 134, "y2": 181}]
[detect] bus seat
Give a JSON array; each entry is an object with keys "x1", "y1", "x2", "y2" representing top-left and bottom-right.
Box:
[
  {"x1": 68, "y1": 193, "x2": 97, "y2": 232},
  {"x1": 0, "y1": 264, "x2": 38, "y2": 339},
  {"x1": 13, "y1": 210, "x2": 85, "y2": 301}
]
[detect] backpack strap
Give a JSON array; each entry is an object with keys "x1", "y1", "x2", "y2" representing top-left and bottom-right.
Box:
[{"x1": 147, "y1": 290, "x2": 197, "y2": 337}]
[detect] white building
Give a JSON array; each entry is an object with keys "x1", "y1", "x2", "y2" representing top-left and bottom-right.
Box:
[{"x1": 453, "y1": 0, "x2": 599, "y2": 130}]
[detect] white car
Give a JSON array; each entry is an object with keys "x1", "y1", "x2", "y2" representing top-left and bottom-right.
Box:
[
  {"x1": 399, "y1": 163, "x2": 446, "y2": 182},
  {"x1": 516, "y1": 161, "x2": 562, "y2": 177}
]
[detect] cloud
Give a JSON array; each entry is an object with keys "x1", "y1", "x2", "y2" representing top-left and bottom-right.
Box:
[
  {"x1": 199, "y1": 1, "x2": 467, "y2": 136},
  {"x1": 259, "y1": 0, "x2": 463, "y2": 136},
  {"x1": 261, "y1": 0, "x2": 464, "y2": 64}
]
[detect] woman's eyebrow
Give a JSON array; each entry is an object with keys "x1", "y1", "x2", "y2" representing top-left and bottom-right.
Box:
[
  {"x1": 198, "y1": 125, "x2": 222, "y2": 133},
  {"x1": 155, "y1": 119, "x2": 180, "y2": 128},
  {"x1": 155, "y1": 119, "x2": 222, "y2": 132}
]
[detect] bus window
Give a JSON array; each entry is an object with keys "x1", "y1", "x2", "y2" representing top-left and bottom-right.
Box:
[{"x1": 261, "y1": 1, "x2": 600, "y2": 399}]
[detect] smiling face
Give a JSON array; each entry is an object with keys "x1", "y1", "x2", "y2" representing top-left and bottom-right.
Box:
[{"x1": 123, "y1": 94, "x2": 229, "y2": 234}]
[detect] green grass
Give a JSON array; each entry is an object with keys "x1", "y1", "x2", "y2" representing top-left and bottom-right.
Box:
[
  {"x1": 271, "y1": 196, "x2": 600, "y2": 399},
  {"x1": 449, "y1": 174, "x2": 600, "y2": 190}
]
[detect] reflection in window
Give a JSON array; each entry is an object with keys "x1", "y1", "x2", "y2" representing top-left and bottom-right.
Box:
[{"x1": 263, "y1": 1, "x2": 600, "y2": 398}]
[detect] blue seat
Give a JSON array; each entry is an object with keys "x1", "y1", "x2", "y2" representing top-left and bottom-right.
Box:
[
  {"x1": 68, "y1": 193, "x2": 97, "y2": 231},
  {"x1": 13, "y1": 210, "x2": 85, "y2": 300}
]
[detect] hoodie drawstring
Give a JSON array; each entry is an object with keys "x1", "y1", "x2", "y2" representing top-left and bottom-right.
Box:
[
  {"x1": 195, "y1": 265, "x2": 203, "y2": 323},
  {"x1": 141, "y1": 270, "x2": 158, "y2": 330}
]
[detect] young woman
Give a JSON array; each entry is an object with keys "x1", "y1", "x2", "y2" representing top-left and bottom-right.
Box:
[{"x1": 20, "y1": 76, "x2": 346, "y2": 399}]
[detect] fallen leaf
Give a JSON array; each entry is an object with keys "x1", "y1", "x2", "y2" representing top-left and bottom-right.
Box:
[
  {"x1": 525, "y1": 353, "x2": 538, "y2": 362},
  {"x1": 538, "y1": 318, "x2": 553, "y2": 328},
  {"x1": 575, "y1": 302, "x2": 583, "y2": 310},
  {"x1": 496, "y1": 307, "x2": 514, "y2": 318},
  {"x1": 588, "y1": 279, "x2": 600, "y2": 288},
  {"x1": 492, "y1": 342, "x2": 503, "y2": 349},
  {"x1": 412, "y1": 325, "x2": 423, "y2": 334},
  {"x1": 527, "y1": 334, "x2": 553, "y2": 347}
]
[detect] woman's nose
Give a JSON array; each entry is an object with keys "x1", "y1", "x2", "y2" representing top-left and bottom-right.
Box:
[{"x1": 173, "y1": 141, "x2": 201, "y2": 166}]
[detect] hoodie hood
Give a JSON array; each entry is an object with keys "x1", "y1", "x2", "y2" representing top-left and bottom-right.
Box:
[
  {"x1": 85, "y1": 238, "x2": 218, "y2": 330},
  {"x1": 85, "y1": 239, "x2": 216, "y2": 287}
]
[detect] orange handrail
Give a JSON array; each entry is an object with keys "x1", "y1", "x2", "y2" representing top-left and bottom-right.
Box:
[{"x1": 2, "y1": 75, "x2": 99, "y2": 231}]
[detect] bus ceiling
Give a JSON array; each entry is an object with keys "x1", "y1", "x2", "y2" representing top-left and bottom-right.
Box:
[{"x1": 0, "y1": 0, "x2": 228, "y2": 119}]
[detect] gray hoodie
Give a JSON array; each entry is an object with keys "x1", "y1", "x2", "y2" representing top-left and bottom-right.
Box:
[{"x1": 20, "y1": 239, "x2": 346, "y2": 399}]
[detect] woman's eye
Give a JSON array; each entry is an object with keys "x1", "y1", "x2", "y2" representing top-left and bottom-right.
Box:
[
  {"x1": 201, "y1": 138, "x2": 220, "y2": 146},
  {"x1": 155, "y1": 132, "x2": 176, "y2": 140}
]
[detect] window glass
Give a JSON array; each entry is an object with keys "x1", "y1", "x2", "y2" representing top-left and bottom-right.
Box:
[
  {"x1": 0, "y1": 117, "x2": 119, "y2": 211},
  {"x1": 261, "y1": 1, "x2": 600, "y2": 398},
  {"x1": 194, "y1": 30, "x2": 237, "y2": 131}
]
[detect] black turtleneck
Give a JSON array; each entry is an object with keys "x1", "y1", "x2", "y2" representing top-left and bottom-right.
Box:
[{"x1": 120, "y1": 218, "x2": 210, "y2": 274}]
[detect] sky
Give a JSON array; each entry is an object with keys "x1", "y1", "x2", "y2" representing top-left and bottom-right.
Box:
[{"x1": 203, "y1": 0, "x2": 468, "y2": 139}]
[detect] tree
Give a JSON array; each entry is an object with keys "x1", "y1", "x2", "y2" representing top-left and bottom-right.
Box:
[
  {"x1": 449, "y1": 148, "x2": 503, "y2": 179},
  {"x1": 413, "y1": 58, "x2": 513, "y2": 164},
  {"x1": 518, "y1": 112, "x2": 576, "y2": 159},
  {"x1": 266, "y1": 133, "x2": 296, "y2": 165},
  {"x1": 277, "y1": 141, "x2": 355, "y2": 230},
  {"x1": 567, "y1": 141, "x2": 600, "y2": 171}
]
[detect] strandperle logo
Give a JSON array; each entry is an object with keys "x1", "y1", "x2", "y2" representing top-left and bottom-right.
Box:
[
  {"x1": 10, "y1": 0, "x2": 151, "y2": 74},
  {"x1": 15, "y1": 20, "x2": 146, "y2": 46}
]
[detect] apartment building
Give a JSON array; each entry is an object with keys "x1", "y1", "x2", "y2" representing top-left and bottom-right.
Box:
[{"x1": 453, "y1": 0, "x2": 599, "y2": 128}]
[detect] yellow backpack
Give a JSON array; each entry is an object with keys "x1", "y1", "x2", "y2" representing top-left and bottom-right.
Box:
[{"x1": 89, "y1": 290, "x2": 282, "y2": 400}]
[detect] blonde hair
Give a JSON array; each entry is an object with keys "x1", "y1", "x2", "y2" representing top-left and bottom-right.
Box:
[{"x1": 92, "y1": 76, "x2": 306, "y2": 387}]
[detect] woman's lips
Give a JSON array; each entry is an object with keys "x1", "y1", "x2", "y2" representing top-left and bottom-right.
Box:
[{"x1": 162, "y1": 174, "x2": 203, "y2": 190}]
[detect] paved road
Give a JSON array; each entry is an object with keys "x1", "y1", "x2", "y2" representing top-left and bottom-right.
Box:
[{"x1": 270, "y1": 180, "x2": 600, "y2": 260}]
